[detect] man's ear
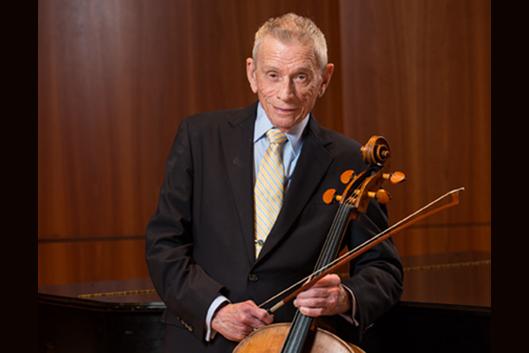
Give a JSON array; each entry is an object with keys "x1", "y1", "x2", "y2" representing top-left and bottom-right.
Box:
[
  {"x1": 319, "y1": 63, "x2": 335, "y2": 97},
  {"x1": 246, "y1": 58, "x2": 258, "y2": 94}
]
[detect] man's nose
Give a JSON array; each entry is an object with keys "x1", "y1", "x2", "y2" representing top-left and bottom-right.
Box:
[{"x1": 277, "y1": 78, "x2": 295, "y2": 100}]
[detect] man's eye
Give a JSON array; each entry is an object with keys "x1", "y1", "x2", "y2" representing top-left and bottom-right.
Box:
[
  {"x1": 267, "y1": 72, "x2": 279, "y2": 79},
  {"x1": 295, "y1": 74, "x2": 308, "y2": 82}
]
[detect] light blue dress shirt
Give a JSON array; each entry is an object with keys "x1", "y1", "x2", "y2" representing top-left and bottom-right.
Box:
[{"x1": 253, "y1": 103, "x2": 310, "y2": 186}]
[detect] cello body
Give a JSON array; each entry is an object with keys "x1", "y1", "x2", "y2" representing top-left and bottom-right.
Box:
[{"x1": 233, "y1": 323, "x2": 364, "y2": 353}]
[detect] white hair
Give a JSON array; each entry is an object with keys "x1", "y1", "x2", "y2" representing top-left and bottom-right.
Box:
[{"x1": 252, "y1": 13, "x2": 328, "y2": 70}]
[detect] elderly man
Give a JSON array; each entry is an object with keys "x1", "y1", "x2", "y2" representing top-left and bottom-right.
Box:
[{"x1": 146, "y1": 13, "x2": 403, "y2": 353}]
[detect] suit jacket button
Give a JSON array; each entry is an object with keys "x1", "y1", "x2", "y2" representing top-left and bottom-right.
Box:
[{"x1": 248, "y1": 273, "x2": 258, "y2": 282}]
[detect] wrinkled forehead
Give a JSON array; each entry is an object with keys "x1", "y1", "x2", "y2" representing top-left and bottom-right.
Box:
[{"x1": 255, "y1": 35, "x2": 320, "y2": 70}]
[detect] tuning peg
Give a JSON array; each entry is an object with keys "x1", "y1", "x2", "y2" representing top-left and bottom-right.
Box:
[
  {"x1": 383, "y1": 171, "x2": 406, "y2": 184},
  {"x1": 368, "y1": 189, "x2": 391, "y2": 204},
  {"x1": 340, "y1": 170, "x2": 355, "y2": 184},
  {"x1": 323, "y1": 189, "x2": 336, "y2": 204},
  {"x1": 322, "y1": 188, "x2": 343, "y2": 204}
]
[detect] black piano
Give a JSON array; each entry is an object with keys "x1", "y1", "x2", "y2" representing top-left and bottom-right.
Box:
[{"x1": 38, "y1": 251, "x2": 490, "y2": 353}]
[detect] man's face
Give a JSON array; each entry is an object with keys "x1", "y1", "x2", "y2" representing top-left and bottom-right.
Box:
[{"x1": 246, "y1": 35, "x2": 334, "y2": 132}]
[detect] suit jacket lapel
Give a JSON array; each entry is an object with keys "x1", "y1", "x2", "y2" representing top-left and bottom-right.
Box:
[
  {"x1": 255, "y1": 117, "x2": 333, "y2": 264},
  {"x1": 220, "y1": 103, "x2": 258, "y2": 265}
]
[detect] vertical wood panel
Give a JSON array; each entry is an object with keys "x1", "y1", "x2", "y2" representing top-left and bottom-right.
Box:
[{"x1": 339, "y1": 0, "x2": 490, "y2": 255}]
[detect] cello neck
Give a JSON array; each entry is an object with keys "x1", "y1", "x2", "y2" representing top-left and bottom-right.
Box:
[{"x1": 279, "y1": 203, "x2": 353, "y2": 353}]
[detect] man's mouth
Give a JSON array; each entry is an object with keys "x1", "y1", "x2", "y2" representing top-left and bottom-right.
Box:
[{"x1": 273, "y1": 106, "x2": 297, "y2": 114}]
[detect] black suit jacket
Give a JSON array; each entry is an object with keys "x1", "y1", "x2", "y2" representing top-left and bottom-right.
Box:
[{"x1": 145, "y1": 102, "x2": 403, "y2": 353}]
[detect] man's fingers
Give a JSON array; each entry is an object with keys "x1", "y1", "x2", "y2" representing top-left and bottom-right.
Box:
[
  {"x1": 296, "y1": 285, "x2": 341, "y2": 303},
  {"x1": 243, "y1": 300, "x2": 274, "y2": 325},
  {"x1": 293, "y1": 277, "x2": 345, "y2": 318},
  {"x1": 296, "y1": 287, "x2": 333, "y2": 300},
  {"x1": 239, "y1": 312, "x2": 268, "y2": 329},
  {"x1": 311, "y1": 274, "x2": 341, "y2": 287},
  {"x1": 299, "y1": 306, "x2": 325, "y2": 317},
  {"x1": 212, "y1": 300, "x2": 274, "y2": 342},
  {"x1": 294, "y1": 296, "x2": 336, "y2": 308},
  {"x1": 253, "y1": 308, "x2": 274, "y2": 325}
]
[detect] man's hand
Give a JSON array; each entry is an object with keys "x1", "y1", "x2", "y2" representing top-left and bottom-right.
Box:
[
  {"x1": 211, "y1": 300, "x2": 273, "y2": 342},
  {"x1": 293, "y1": 274, "x2": 351, "y2": 317}
]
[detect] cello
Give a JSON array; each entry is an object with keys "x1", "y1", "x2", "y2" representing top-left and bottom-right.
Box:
[{"x1": 233, "y1": 135, "x2": 463, "y2": 353}]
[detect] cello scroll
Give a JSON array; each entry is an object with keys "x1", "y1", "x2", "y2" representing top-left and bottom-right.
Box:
[{"x1": 323, "y1": 136, "x2": 406, "y2": 220}]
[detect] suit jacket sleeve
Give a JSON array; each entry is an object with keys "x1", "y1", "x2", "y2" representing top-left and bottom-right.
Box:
[
  {"x1": 340, "y1": 199, "x2": 404, "y2": 340},
  {"x1": 145, "y1": 118, "x2": 225, "y2": 341}
]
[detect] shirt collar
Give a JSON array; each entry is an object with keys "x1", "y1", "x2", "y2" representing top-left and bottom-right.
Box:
[{"x1": 253, "y1": 102, "x2": 309, "y2": 155}]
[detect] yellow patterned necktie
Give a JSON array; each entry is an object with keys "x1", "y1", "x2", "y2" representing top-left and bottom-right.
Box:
[{"x1": 254, "y1": 128, "x2": 288, "y2": 258}]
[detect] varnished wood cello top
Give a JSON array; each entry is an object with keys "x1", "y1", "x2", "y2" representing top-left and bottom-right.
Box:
[{"x1": 233, "y1": 323, "x2": 365, "y2": 353}]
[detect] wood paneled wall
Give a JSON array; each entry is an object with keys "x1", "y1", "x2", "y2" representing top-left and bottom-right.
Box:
[
  {"x1": 38, "y1": 0, "x2": 489, "y2": 286},
  {"x1": 339, "y1": 0, "x2": 490, "y2": 256}
]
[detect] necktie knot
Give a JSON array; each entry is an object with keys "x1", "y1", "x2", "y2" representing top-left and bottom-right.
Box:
[{"x1": 266, "y1": 129, "x2": 287, "y2": 145}]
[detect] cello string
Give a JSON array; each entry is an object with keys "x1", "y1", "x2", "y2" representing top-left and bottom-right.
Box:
[
  {"x1": 284, "y1": 199, "x2": 353, "y2": 351},
  {"x1": 286, "y1": 202, "x2": 349, "y2": 341},
  {"x1": 260, "y1": 203, "x2": 352, "y2": 310}
]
